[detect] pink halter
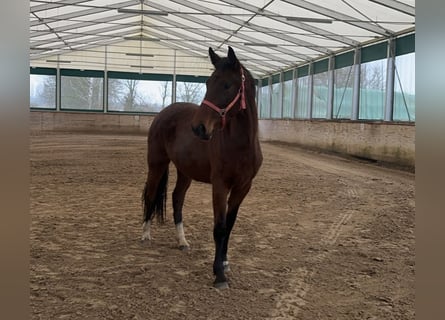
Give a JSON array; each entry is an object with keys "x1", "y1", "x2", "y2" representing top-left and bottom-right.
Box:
[{"x1": 201, "y1": 68, "x2": 247, "y2": 129}]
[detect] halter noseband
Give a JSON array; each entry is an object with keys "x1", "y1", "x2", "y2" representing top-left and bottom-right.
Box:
[{"x1": 201, "y1": 68, "x2": 246, "y2": 129}]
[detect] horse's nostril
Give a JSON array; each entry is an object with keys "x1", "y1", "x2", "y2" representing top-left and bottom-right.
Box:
[
  {"x1": 192, "y1": 123, "x2": 212, "y2": 140},
  {"x1": 192, "y1": 123, "x2": 207, "y2": 138},
  {"x1": 198, "y1": 124, "x2": 205, "y2": 135}
]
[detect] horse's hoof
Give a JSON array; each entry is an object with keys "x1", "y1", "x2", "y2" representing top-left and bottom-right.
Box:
[
  {"x1": 140, "y1": 239, "x2": 151, "y2": 247},
  {"x1": 214, "y1": 281, "x2": 229, "y2": 289},
  {"x1": 179, "y1": 245, "x2": 190, "y2": 251},
  {"x1": 141, "y1": 234, "x2": 152, "y2": 242}
]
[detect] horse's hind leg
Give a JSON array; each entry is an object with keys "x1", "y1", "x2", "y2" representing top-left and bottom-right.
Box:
[
  {"x1": 141, "y1": 221, "x2": 151, "y2": 241},
  {"x1": 172, "y1": 169, "x2": 192, "y2": 250},
  {"x1": 141, "y1": 161, "x2": 169, "y2": 242}
]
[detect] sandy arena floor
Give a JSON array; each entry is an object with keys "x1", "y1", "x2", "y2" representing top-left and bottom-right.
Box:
[{"x1": 30, "y1": 132, "x2": 415, "y2": 320}]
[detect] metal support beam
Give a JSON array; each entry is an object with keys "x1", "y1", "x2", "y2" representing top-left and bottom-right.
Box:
[
  {"x1": 369, "y1": 0, "x2": 415, "y2": 16},
  {"x1": 256, "y1": 79, "x2": 261, "y2": 115},
  {"x1": 327, "y1": 56, "x2": 335, "y2": 119},
  {"x1": 219, "y1": 0, "x2": 357, "y2": 47},
  {"x1": 56, "y1": 56, "x2": 61, "y2": 111},
  {"x1": 291, "y1": 68, "x2": 297, "y2": 119},
  {"x1": 282, "y1": 0, "x2": 391, "y2": 36},
  {"x1": 307, "y1": 63, "x2": 314, "y2": 119},
  {"x1": 172, "y1": 49, "x2": 177, "y2": 104},
  {"x1": 385, "y1": 38, "x2": 396, "y2": 121},
  {"x1": 267, "y1": 76, "x2": 272, "y2": 119},
  {"x1": 104, "y1": 46, "x2": 108, "y2": 113},
  {"x1": 30, "y1": 0, "x2": 140, "y2": 27},
  {"x1": 166, "y1": 0, "x2": 316, "y2": 60},
  {"x1": 31, "y1": 0, "x2": 92, "y2": 13},
  {"x1": 351, "y1": 48, "x2": 361, "y2": 120},
  {"x1": 278, "y1": 71, "x2": 284, "y2": 119}
]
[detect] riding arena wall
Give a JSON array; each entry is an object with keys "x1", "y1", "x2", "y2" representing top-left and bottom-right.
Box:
[{"x1": 30, "y1": 110, "x2": 415, "y2": 170}]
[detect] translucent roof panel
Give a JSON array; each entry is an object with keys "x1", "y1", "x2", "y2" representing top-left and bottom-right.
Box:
[{"x1": 30, "y1": 0, "x2": 415, "y2": 77}]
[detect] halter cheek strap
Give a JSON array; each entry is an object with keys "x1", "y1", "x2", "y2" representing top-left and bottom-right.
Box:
[{"x1": 201, "y1": 68, "x2": 246, "y2": 129}]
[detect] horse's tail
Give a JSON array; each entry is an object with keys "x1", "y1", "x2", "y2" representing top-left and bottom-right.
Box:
[{"x1": 142, "y1": 169, "x2": 168, "y2": 224}]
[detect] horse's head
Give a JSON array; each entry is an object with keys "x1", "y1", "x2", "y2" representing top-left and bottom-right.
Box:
[{"x1": 192, "y1": 46, "x2": 246, "y2": 140}]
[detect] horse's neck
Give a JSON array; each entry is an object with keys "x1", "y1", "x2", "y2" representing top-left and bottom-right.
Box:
[
  {"x1": 225, "y1": 69, "x2": 259, "y2": 144},
  {"x1": 227, "y1": 99, "x2": 259, "y2": 145}
]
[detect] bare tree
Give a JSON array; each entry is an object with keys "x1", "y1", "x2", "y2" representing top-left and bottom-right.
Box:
[
  {"x1": 108, "y1": 78, "x2": 124, "y2": 109},
  {"x1": 176, "y1": 82, "x2": 205, "y2": 104},
  {"x1": 121, "y1": 79, "x2": 139, "y2": 112},
  {"x1": 334, "y1": 66, "x2": 354, "y2": 88},
  {"x1": 159, "y1": 81, "x2": 171, "y2": 108},
  {"x1": 61, "y1": 77, "x2": 103, "y2": 109},
  {"x1": 41, "y1": 76, "x2": 56, "y2": 107},
  {"x1": 333, "y1": 63, "x2": 385, "y2": 90},
  {"x1": 360, "y1": 62, "x2": 385, "y2": 90}
]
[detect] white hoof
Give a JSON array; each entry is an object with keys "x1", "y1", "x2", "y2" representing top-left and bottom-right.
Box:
[
  {"x1": 141, "y1": 221, "x2": 151, "y2": 242},
  {"x1": 141, "y1": 233, "x2": 152, "y2": 242},
  {"x1": 176, "y1": 223, "x2": 190, "y2": 250}
]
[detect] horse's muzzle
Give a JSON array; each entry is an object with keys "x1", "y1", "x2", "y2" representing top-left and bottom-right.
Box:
[{"x1": 192, "y1": 123, "x2": 211, "y2": 140}]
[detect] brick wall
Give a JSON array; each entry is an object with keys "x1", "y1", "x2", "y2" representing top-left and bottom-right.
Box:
[
  {"x1": 259, "y1": 119, "x2": 415, "y2": 168},
  {"x1": 30, "y1": 111, "x2": 415, "y2": 169},
  {"x1": 30, "y1": 110, "x2": 153, "y2": 135}
]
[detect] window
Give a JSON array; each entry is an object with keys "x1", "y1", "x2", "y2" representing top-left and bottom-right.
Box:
[
  {"x1": 108, "y1": 78, "x2": 172, "y2": 112},
  {"x1": 393, "y1": 52, "x2": 415, "y2": 121},
  {"x1": 29, "y1": 33, "x2": 415, "y2": 123},
  {"x1": 311, "y1": 60, "x2": 329, "y2": 119},
  {"x1": 30, "y1": 74, "x2": 56, "y2": 109},
  {"x1": 295, "y1": 76, "x2": 310, "y2": 119},
  {"x1": 312, "y1": 71, "x2": 329, "y2": 119},
  {"x1": 333, "y1": 65, "x2": 354, "y2": 119},
  {"x1": 259, "y1": 80, "x2": 270, "y2": 118},
  {"x1": 175, "y1": 81, "x2": 206, "y2": 104},
  {"x1": 270, "y1": 74, "x2": 281, "y2": 118},
  {"x1": 359, "y1": 42, "x2": 387, "y2": 120},
  {"x1": 61, "y1": 70, "x2": 104, "y2": 110},
  {"x1": 175, "y1": 75, "x2": 207, "y2": 104},
  {"x1": 282, "y1": 70, "x2": 294, "y2": 118},
  {"x1": 359, "y1": 59, "x2": 387, "y2": 120}
]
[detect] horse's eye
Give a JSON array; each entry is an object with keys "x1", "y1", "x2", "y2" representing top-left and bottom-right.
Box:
[{"x1": 223, "y1": 83, "x2": 231, "y2": 90}]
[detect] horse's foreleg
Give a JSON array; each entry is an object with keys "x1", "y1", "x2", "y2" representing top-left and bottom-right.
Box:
[
  {"x1": 222, "y1": 182, "x2": 253, "y2": 272},
  {"x1": 221, "y1": 205, "x2": 239, "y2": 272},
  {"x1": 173, "y1": 170, "x2": 192, "y2": 250},
  {"x1": 212, "y1": 182, "x2": 230, "y2": 289}
]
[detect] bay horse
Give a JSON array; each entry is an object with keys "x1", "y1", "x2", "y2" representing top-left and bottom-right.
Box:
[{"x1": 141, "y1": 46, "x2": 263, "y2": 289}]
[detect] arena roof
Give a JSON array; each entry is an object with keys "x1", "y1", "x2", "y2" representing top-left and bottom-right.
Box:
[{"x1": 30, "y1": 0, "x2": 415, "y2": 78}]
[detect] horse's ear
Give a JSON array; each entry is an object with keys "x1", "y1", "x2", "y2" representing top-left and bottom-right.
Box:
[
  {"x1": 209, "y1": 47, "x2": 221, "y2": 66},
  {"x1": 227, "y1": 46, "x2": 239, "y2": 68}
]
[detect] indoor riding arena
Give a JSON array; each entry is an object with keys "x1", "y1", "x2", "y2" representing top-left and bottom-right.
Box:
[{"x1": 30, "y1": 1, "x2": 415, "y2": 319}]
